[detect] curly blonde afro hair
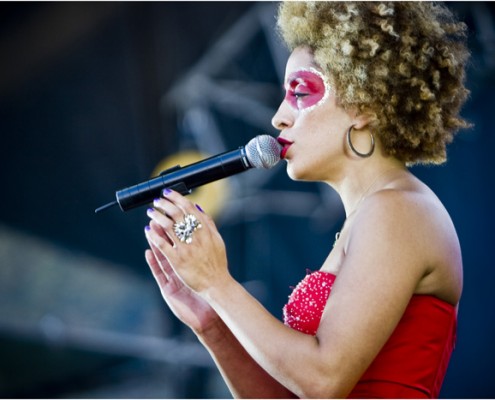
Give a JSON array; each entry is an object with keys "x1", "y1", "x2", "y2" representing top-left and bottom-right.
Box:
[{"x1": 277, "y1": 1, "x2": 472, "y2": 165}]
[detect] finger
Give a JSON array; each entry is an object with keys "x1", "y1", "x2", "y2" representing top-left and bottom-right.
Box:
[
  {"x1": 145, "y1": 223, "x2": 176, "y2": 260},
  {"x1": 194, "y1": 202, "x2": 216, "y2": 230},
  {"x1": 145, "y1": 234, "x2": 170, "y2": 277},
  {"x1": 151, "y1": 219, "x2": 176, "y2": 247},
  {"x1": 152, "y1": 195, "x2": 209, "y2": 247},
  {"x1": 149, "y1": 240, "x2": 175, "y2": 278},
  {"x1": 161, "y1": 190, "x2": 216, "y2": 237},
  {"x1": 158, "y1": 190, "x2": 207, "y2": 230},
  {"x1": 161, "y1": 189, "x2": 204, "y2": 217},
  {"x1": 153, "y1": 194, "x2": 187, "y2": 223},
  {"x1": 147, "y1": 209, "x2": 177, "y2": 246},
  {"x1": 144, "y1": 248, "x2": 169, "y2": 285},
  {"x1": 149, "y1": 219, "x2": 177, "y2": 248}
]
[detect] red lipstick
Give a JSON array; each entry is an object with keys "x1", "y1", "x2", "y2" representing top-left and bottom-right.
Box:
[{"x1": 277, "y1": 137, "x2": 294, "y2": 159}]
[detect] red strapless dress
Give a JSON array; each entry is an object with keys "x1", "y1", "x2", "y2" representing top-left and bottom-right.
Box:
[{"x1": 283, "y1": 270, "x2": 457, "y2": 398}]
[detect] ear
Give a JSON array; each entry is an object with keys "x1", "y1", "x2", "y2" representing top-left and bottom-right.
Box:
[{"x1": 351, "y1": 111, "x2": 377, "y2": 131}]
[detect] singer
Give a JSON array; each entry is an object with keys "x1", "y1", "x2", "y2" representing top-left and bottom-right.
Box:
[{"x1": 143, "y1": 2, "x2": 471, "y2": 398}]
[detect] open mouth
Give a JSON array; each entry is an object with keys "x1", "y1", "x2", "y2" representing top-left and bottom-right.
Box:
[{"x1": 277, "y1": 137, "x2": 294, "y2": 159}]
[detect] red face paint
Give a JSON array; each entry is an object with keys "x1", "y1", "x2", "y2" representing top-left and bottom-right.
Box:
[{"x1": 284, "y1": 68, "x2": 330, "y2": 112}]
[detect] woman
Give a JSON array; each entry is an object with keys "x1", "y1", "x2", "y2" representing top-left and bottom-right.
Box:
[{"x1": 144, "y1": 2, "x2": 471, "y2": 398}]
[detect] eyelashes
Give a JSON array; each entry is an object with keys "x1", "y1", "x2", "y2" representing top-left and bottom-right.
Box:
[
  {"x1": 292, "y1": 92, "x2": 310, "y2": 99},
  {"x1": 285, "y1": 88, "x2": 319, "y2": 110}
]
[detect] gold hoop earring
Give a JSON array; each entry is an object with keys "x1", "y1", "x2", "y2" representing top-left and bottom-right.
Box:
[{"x1": 347, "y1": 125, "x2": 375, "y2": 158}]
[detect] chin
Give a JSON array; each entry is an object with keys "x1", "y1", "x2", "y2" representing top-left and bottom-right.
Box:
[{"x1": 286, "y1": 162, "x2": 310, "y2": 182}]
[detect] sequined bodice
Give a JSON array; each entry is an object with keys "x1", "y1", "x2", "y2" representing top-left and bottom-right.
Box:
[{"x1": 283, "y1": 270, "x2": 335, "y2": 335}]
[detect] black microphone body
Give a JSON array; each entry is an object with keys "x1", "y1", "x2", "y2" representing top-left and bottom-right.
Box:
[
  {"x1": 116, "y1": 147, "x2": 250, "y2": 211},
  {"x1": 95, "y1": 135, "x2": 282, "y2": 213}
]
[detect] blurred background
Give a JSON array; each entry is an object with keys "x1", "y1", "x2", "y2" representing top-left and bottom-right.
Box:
[{"x1": 0, "y1": 1, "x2": 493, "y2": 398}]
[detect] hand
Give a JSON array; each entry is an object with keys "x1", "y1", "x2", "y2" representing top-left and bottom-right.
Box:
[
  {"x1": 145, "y1": 240, "x2": 220, "y2": 334},
  {"x1": 144, "y1": 189, "x2": 231, "y2": 295}
]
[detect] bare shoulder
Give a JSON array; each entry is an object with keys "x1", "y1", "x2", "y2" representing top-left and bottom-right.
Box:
[
  {"x1": 357, "y1": 181, "x2": 449, "y2": 237},
  {"x1": 346, "y1": 178, "x2": 463, "y2": 305}
]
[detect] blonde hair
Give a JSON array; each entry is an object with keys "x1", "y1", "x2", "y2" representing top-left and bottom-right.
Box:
[{"x1": 277, "y1": 2, "x2": 471, "y2": 165}]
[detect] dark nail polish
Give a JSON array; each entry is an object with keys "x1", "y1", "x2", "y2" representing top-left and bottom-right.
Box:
[
  {"x1": 147, "y1": 208, "x2": 154, "y2": 213},
  {"x1": 145, "y1": 225, "x2": 151, "y2": 231},
  {"x1": 195, "y1": 204, "x2": 204, "y2": 213},
  {"x1": 163, "y1": 188, "x2": 172, "y2": 196}
]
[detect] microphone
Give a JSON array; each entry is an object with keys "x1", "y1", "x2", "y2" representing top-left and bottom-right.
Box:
[{"x1": 95, "y1": 134, "x2": 282, "y2": 213}]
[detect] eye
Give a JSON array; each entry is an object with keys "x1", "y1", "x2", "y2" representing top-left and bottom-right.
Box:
[
  {"x1": 294, "y1": 92, "x2": 309, "y2": 99},
  {"x1": 284, "y1": 68, "x2": 329, "y2": 111}
]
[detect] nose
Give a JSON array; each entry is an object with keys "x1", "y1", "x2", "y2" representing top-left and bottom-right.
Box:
[{"x1": 271, "y1": 102, "x2": 293, "y2": 131}]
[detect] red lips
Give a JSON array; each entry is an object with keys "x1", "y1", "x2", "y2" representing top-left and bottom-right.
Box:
[{"x1": 277, "y1": 137, "x2": 294, "y2": 159}]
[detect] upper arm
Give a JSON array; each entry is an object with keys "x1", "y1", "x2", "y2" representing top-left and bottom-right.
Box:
[{"x1": 315, "y1": 190, "x2": 430, "y2": 396}]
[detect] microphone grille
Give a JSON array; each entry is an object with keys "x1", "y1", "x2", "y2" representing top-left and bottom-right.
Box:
[{"x1": 245, "y1": 135, "x2": 282, "y2": 169}]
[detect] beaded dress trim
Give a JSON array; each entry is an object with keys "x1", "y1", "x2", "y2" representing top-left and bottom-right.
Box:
[{"x1": 283, "y1": 270, "x2": 336, "y2": 336}]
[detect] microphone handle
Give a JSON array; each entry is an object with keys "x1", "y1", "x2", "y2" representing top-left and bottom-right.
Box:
[{"x1": 116, "y1": 147, "x2": 250, "y2": 211}]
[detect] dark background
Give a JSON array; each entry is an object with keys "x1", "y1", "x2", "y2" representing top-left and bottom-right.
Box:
[{"x1": 0, "y1": 2, "x2": 494, "y2": 398}]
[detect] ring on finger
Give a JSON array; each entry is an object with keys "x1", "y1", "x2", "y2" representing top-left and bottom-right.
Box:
[{"x1": 173, "y1": 214, "x2": 202, "y2": 244}]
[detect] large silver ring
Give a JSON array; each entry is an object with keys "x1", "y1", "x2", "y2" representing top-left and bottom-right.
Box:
[{"x1": 173, "y1": 214, "x2": 202, "y2": 244}]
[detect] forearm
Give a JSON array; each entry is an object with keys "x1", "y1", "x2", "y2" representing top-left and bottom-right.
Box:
[
  {"x1": 196, "y1": 312, "x2": 296, "y2": 398},
  {"x1": 201, "y1": 278, "x2": 328, "y2": 398}
]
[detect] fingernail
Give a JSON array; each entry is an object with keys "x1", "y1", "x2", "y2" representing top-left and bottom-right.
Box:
[
  {"x1": 153, "y1": 198, "x2": 160, "y2": 204},
  {"x1": 195, "y1": 204, "x2": 204, "y2": 213},
  {"x1": 163, "y1": 188, "x2": 172, "y2": 196},
  {"x1": 147, "y1": 208, "x2": 154, "y2": 213},
  {"x1": 145, "y1": 225, "x2": 151, "y2": 232}
]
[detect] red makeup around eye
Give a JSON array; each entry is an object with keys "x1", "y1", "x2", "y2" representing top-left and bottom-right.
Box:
[{"x1": 284, "y1": 68, "x2": 329, "y2": 111}]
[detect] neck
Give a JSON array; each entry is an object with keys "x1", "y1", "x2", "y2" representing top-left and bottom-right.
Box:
[{"x1": 328, "y1": 156, "x2": 407, "y2": 218}]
